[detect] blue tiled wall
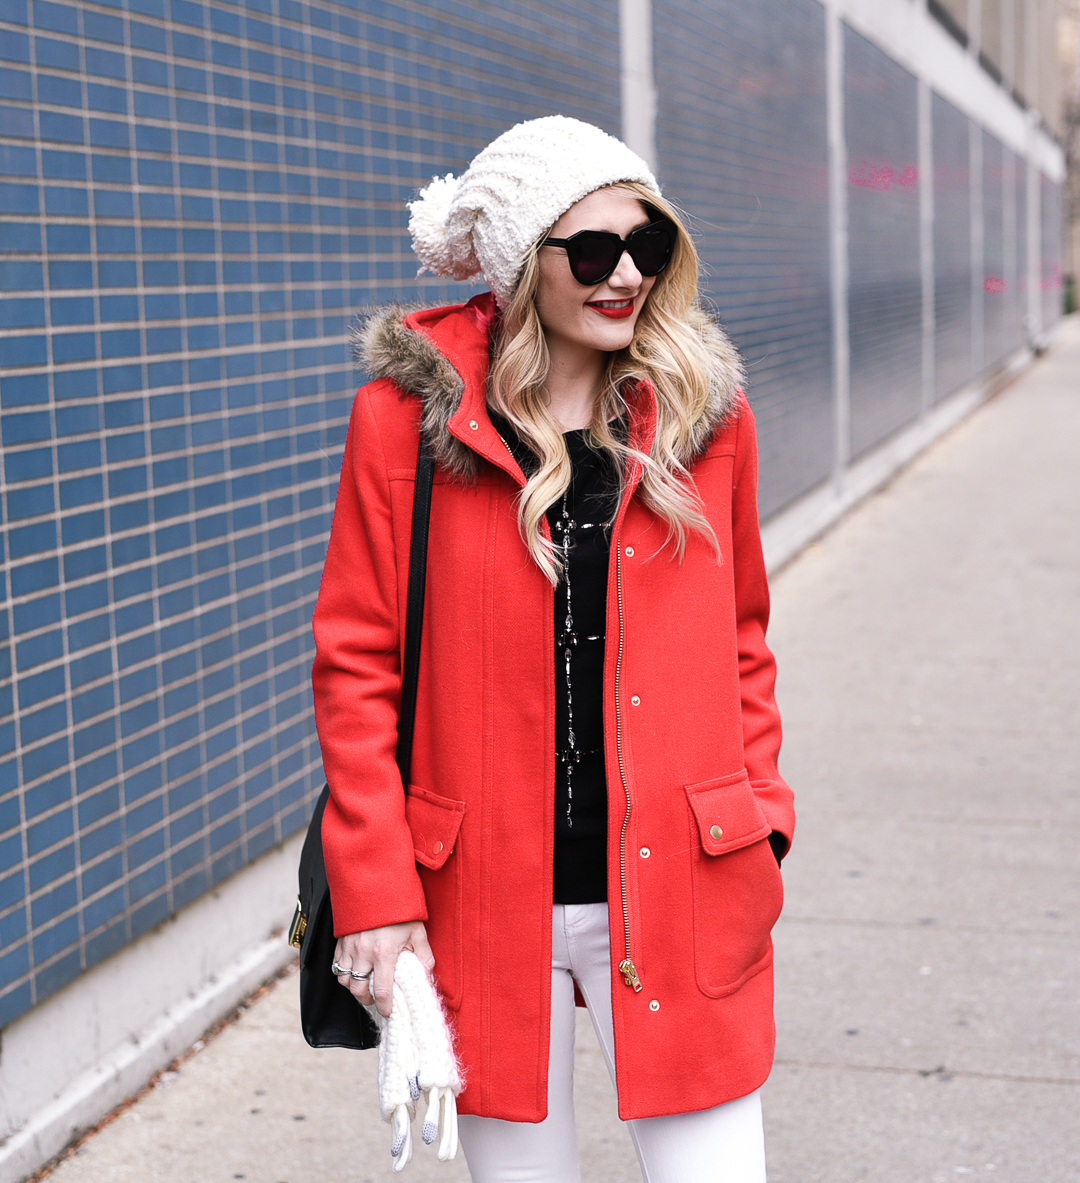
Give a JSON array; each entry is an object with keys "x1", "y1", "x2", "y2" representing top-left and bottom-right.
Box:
[{"x1": 0, "y1": 0, "x2": 620, "y2": 1027}]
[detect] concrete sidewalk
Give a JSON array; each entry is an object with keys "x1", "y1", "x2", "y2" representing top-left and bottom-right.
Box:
[
  {"x1": 764, "y1": 317, "x2": 1080, "y2": 1182},
  {"x1": 36, "y1": 320, "x2": 1080, "y2": 1183}
]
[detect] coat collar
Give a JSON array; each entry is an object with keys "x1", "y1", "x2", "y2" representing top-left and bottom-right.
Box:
[{"x1": 351, "y1": 290, "x2": 745, "y2": 481}]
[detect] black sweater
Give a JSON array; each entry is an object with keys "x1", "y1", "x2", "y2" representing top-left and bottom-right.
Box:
[
  {"x1": 547, "y1": 428, "x2": 619, "y2": 903},
  {"x1": 495, "y1": 417, "x2": 619, "y2": 903}
]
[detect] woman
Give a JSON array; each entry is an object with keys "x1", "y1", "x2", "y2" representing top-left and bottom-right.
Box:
[{"x1": 312, "y1": 116, "x2": 794, "y2": 1182}]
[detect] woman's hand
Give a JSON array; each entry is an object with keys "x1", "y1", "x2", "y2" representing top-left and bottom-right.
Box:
[{"x1": 332, "y1": 921, "x2": 434, "y2": 1017}]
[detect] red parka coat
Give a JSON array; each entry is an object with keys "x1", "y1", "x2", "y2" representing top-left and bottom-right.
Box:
[{"x1": 311, "y1": 292, "x2": 794, "y2": 1122}]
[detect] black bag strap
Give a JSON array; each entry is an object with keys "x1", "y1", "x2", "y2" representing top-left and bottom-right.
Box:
[{"x1": 394, "y1": 435, "x2": 434, "y2": 788}]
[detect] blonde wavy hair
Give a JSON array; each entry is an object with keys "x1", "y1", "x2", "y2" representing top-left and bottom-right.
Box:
[{"x1": 487, "y1": 181, "x2": 726, "y2": 584}]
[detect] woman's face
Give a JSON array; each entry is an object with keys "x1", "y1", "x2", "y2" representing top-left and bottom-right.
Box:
[{"x1": 534, "y1": 186, "x2": 658, "y2": 358}]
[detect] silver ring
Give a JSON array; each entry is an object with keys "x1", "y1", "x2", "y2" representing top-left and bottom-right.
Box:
[
  {"x1": 350, "y1": 969, "x2": 373, "y2": 981},
  {"x1": 331, "y1": 961, "x2": 348, "y2": 976}
]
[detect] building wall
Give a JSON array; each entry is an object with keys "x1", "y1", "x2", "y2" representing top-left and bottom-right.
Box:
[
  {"x1": 844, "y1": 24, "x2": 922, "y2": 460},
  {"x1": 933, "y1": 90, "x2": 974, "y2": 403},
  {"x1": 652, "y1": 0, "x2": 833, "y2": 520},
  {"x1": 0, "y1": 0, "x2": 621, "y2": 1030},
  {"x1": 1002, "y1": 145, "x2": 1023, "y2": 355},
  {"x1": 0, "y1": 0, "x2": 1068, "y2": 1040},
  {"x1": 983, "y1": 130, "x2": 1006, "y2": 367},
  {"x1": 1041, "y1": 169, "x2": 1064, "y2": 326},
  {"x1": 928, "y1": 0, "x2": 1063, "y2": 139}
]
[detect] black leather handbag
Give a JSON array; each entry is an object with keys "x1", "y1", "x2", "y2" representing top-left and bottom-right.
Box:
[{"x1": 288, "y1": 436, "x2": 435, "y2": 1049}]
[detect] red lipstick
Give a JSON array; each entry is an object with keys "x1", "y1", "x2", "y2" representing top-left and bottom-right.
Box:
[{"x1": 586, "y1": 299, "x2": 636, "y2": 320}]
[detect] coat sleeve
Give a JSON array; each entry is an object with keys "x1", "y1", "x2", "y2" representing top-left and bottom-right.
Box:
[
  {"x1": 311, "y1": 382, "x2": 428, "y2": 937},
  {"x1": 729, "y1": 392, "x2": 795, "y2": 857}
]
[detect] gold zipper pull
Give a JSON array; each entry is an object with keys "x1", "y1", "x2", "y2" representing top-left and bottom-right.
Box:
[{"x1": 619, "y1": 958, "x2": 643, "y2": 992}]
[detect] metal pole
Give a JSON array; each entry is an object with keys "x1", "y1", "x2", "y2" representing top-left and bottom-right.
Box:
[{"x1": 619, "y1": 0, "x2": 658, "y2": 171}]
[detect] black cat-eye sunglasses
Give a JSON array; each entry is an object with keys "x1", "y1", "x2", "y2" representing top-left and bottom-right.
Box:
[{"x1": 540, "y1": 219, "x2": 677, "y2": 286}]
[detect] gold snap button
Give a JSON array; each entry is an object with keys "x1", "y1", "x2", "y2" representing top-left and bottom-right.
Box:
[
  {"x1": 640, "y1": 847, "x2": 650, "y2": 858},
  {"x1": 468, "y1": 419, "x2": 479, "y2": 430},
  {"x1": 433, "y1": 841, "x2": 443, "y2": 854},
  {"x1": 710, "y1": 825, "x2": 723, "y2": 840},
  {"x1": 649, "y1": 999, "x2": 660, "y2": 1011},
  {"x1": 631, "y1": 695, "x2": 640, "y2": 706},
  {"x1": 624, "y1": 546, "x2": 634, "y2": 557}
]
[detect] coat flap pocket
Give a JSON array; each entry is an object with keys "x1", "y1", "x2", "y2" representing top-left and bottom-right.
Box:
[
  {"x1": 685, "y1": 770, "x2": 770, "y2": 856},
  {"x1": 406, "y1": 786, "x2": 466, "y2": 870}
]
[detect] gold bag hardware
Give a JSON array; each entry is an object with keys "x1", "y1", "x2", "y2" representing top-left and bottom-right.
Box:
[{"x1": 288, "y1": 896, "x2": 307, "y2": 948}]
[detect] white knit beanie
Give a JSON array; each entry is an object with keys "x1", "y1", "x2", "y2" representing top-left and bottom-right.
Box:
[{"x1": 407, "y1": 115, "x2": 661, "y2": 308}]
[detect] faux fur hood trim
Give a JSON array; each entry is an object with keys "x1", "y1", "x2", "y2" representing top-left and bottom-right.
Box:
[
  {"x1": 351, "y1": 301, "x2": 745, "y2": 480},
  {"x1": 352, "y1": 302, "x2": 477, "y2": 478}
]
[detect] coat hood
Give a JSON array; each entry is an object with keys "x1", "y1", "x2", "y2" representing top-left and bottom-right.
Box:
[{"x1": 351, "y1": 291, "x2": 746, "y2": 480}]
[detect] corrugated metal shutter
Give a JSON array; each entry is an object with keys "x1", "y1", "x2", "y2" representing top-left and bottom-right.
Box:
[
  {"x1": 845, "y1": 25, "x2": 921, "y2": 457},
  {"x1": 983, "y1": 130, "x2": 1009, "y2": 368},
  {"x1": 932, "y1": 91, "x2": 973, "y2": 402},
  {"x1": 653, "y1": 0, "x2": 832, "y2": 518}
]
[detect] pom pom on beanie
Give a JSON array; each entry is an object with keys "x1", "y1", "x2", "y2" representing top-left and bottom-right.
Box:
[
  {"x1": 407, "y1": 115, "x2": 661, "y2": 308},
  {"x1": 407, "y1": 173, "x2": 478, "y2": 282}
]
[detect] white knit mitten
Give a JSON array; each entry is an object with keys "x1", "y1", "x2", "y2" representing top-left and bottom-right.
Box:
[{"x1": 372, "y1": 951, "x2": 462, "y2": 1172}]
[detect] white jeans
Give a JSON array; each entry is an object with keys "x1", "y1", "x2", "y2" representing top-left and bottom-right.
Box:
[{"x1": 458, "y1": 903, "x2": 767, "y2": 1183}]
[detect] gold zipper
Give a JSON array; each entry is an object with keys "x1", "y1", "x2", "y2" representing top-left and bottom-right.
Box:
[
  {"x1": 613, "y1": 540, "x2": 642, "y2": 991},
  {"x1": 494, "y1": 430, "x2": 527, "y2": 489},
  {"x1": 497, "y1": 420, "x2": 640, "y2": 988}
]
